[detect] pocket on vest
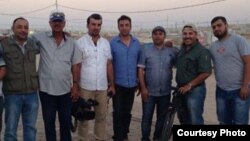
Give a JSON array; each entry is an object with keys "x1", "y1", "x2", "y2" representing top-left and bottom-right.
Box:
[
  {"x1": 4, "y1": 75, "x2": 24, "y2": 92},
  {"x1": 30, "y1": 72, "x2": 38, "y2": 90}
]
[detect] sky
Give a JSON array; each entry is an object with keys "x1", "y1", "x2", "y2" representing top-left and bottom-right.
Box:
[{"x1": 0, "y1": 0, "x2": 249, "y2": 32}]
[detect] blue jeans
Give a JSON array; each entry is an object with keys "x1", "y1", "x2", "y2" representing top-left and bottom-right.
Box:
[
  {"x1": 141, "y1": 95, "x2": 171, "y2": 141},
  {"x1": 177, "y1": 83, "x2": 206, "y2": 125},
  {"x1": 39, "y1": 91, "x2": 72, "y2": 141},
  {"x1": 112, "y1": 85, "x2": 136, "y2": 141},
  {"x1": 216, "y1": 86, "x2": 250, "y2": 125},
  {"x1": 4, "y1": 92, "x2": 39, "y2": 141}
]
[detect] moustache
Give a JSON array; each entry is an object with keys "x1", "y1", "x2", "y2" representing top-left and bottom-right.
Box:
[
  {"x1": 53, "y1": 24, "x2": 62, "y2": 27},
  {"x1": 184, "y1": 38, "x2": 192, "y2": 40}
]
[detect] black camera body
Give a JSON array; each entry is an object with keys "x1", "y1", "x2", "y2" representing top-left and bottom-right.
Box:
[
  {"x1": 71, "y1": 97, "x2": 99, "y2": 132},
  {"x1": 107, "y1": 91, "x2": 113, "y2": 98},
  {"x1": 71, "y1": 98, "x2": 99, "y2": 121}
]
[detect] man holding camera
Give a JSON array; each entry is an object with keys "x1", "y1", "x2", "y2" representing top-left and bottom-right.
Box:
[{"x1": 77, "y1": 13, "x2": 115, "y2": 141}]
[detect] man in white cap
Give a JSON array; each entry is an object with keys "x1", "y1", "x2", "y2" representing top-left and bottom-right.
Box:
[{"x1": 175, "y1": 24, "x2": 212, "y2": 125}]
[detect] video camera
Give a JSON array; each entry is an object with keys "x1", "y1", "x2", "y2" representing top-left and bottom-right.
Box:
[
  {"x1": 71, "y1": 97, "x2": 98, "y2": 121},
  {"x1": 71, "y1": 97, "x2": 99, "y2": 132}
]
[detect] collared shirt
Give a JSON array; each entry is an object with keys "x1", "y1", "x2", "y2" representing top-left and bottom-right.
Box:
[
  {"x1": 110, "y1": 35, "x2": 141, "y2": 88},
  {"x1": 77, "y1": 34, "x2": 112, "y2": 91},
  {"x1": 176, "y1": 42, "x2": 212, "y2": 85},
  {"x1": 138, "y1": 45, "x2": 178, "y2": 96},
  {"x1": 33, "y1": 31, "x2": 82, "y2": 95},
  {"x1": 18, "y1": 43, "x2": 27, "y2": 54}
]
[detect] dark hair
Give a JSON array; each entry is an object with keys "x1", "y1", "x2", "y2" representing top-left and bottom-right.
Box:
[
  {"x1": 211, "y1": 16, "x2": 227, "y2": 25},
  {"x1": 87, "y1": 13, "x2": 102, "y2": 25},
  {"x1": 12, "y1": 17, "x2": 28, "y2": 26},
  {"x1": 117, "y1": 15, "x2": 131, "y2": 24}
]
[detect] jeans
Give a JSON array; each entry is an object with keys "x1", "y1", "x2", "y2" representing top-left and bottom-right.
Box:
[
  {"x1": 4, "y1": 92, "x2": 39, "y2": 141},
  {"x1": 216, "y1": 86, "x2": 250, "y2": 125},
  {"x1": 39, "y1": 91, "x2": 72, "y2": 141},
  {"x1": 112, "y1": 85, "x2": 136, "y2": 141},
  {"x1": 177, "y1": 83, "x2": 206, "y2": 125},
  {"x1": 141, "y1": 95, "x2": 171, "y2": 141}
]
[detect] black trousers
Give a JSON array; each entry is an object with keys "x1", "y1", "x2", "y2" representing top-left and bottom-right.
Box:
[
  {"x1": 39, "y1": 91, "x2": 72, "y2": 141},
  {"x1": 112, "y1": 85, "x2": 136, "y2": 141}
]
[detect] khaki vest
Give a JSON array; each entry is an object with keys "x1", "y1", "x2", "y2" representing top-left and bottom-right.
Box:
[{"x1": 1, "y1": 37, "x2": 38, "y2": 94}]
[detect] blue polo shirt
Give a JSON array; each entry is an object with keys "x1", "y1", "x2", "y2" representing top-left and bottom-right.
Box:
[
  {"x1": 138, "y1": 45, "x2": 178, "y2": 96},
  {"x1": 110, "y1": 35, "x2": 141, "y2": 88}
]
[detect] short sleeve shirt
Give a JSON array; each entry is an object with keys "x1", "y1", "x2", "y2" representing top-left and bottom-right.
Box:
[
  {"x1": 77, "y1": 34, "x2": 112, "y2": 91},
  {"x1": 209, "y1": 34, "x2": 250, "y2": 90},
  {"x1": 138, "y1": 45, "x2": 178, "y2": 96},
  {"x1": 176, "y1": 42, "x2": 212, "y2": 85},
  {"x1": 33, "y1": 31, "x2": 83, "y2": 95}
]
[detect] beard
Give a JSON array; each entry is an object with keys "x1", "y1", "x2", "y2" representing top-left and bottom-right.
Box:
[
  {"x1": 153, "y1": 40, "x2": 164, "y2": 46},
  {"x1": 214, "y1": 29, "x2": 228, "y2": 40},
  {"x1": 15, "y1": 34, "x2": 28, "y2": 42},
  {"x1": 120, "y1": 32, "x2": 130, "y2": 37},
  {"x1": 89, "y1": 30, "x2": 100, "y2": 37}
]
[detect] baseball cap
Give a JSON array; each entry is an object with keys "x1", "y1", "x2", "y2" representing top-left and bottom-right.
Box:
[
  {"x1": 152, "y1": 26, "x2": 166, "y2": 34},
  {"x1": 182, "y1": 24, "x2": 198, "y2": 33},
  {"x1": 49, "y1": 11, "x2": 65, "y2": 22}
]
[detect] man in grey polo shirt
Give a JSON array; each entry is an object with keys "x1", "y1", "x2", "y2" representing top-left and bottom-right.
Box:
[
  {"x1": 33, "y1": 11, "x2": 82, "y2": 141},
  {"x1": 138, "y1": 26, "x2": 178, "y2": 141}
]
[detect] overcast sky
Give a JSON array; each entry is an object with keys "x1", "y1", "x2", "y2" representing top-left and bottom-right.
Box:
[{"x1": 0, "y1": 0, "x2": 249, "y2": 31}]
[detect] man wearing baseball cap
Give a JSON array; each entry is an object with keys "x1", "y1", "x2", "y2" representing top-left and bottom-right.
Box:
[
  {"x1": 32, "y1": 11, "x2": 82, "y2": 141},
  {"x1": 138, "y1": 26, "x2": 178, "y2": 141},
  {"x1": 49, "y1": 11, "x2": 65, "y2": 22},
  {"x1": 175, "y1": 24, "x2": 212, "y2": 125},
  {"x1": 152, "y1": 26, "x2": 166, "y2": 35}
]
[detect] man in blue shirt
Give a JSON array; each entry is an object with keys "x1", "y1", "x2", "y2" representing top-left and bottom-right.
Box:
[
  {"x1": 110, "y1": 15, "x2": 141, "y2": 141},
  {"x1": 138, "y1": 26, "x2": 178, "y2": 141}
]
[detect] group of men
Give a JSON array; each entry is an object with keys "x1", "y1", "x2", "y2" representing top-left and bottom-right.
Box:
[{"x1": 0, "y1": 10, "x2": 249, "y2": 141}]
